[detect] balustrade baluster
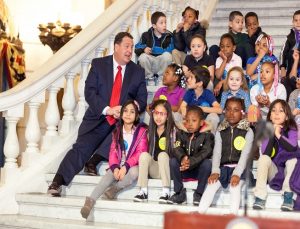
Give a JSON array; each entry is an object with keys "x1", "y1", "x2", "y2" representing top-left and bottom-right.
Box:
[
  {"x1": 76, "y1": 58, "x2": 91, "y2": 121},
  {"x1": 95, "y1": 47, "x2": 105, "y2": 58},
  {"x1": 60, "y1": 71, "x2": 77, "y2": 136}
]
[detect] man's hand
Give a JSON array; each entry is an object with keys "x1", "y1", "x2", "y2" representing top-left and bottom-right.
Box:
[{"x1": 107, "y1": 106, "x2": 122, "y2": 119}]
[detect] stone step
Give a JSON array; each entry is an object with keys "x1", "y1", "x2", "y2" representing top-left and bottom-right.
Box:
[
  {"x1": 46, "y1": 173, "x2": 286, "y2": 210},
  {"x1": 210, "y1": 16, "x2": 292, "y2": 27},
  {"x1": 0, "y1": 215, "x2": 159, "y2": 229},
  {"x1": 207, "y1": 26, "x2": 290, "y2": 37},
  {"x1": 217, "y1": 0, "x2": 300, "y2": 9},
  {"x1": 16, "y1": 193, "x2": 300, "y2": 228},
  {"x1": 213, "y1": 8, "x2": 297, "y2": 18}
]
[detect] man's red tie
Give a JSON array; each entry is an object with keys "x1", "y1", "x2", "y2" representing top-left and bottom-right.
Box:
[{"x1": 106, "y1": 65, "x2": 122, "y2": 125}]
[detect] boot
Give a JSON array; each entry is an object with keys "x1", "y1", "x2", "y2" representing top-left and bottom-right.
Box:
[
  {"x1": 103, "y1": 185, "x2": 123, "y2": 200},
  {"x1": 80, "y1": 197, "x2": 96, "y2": 219}
]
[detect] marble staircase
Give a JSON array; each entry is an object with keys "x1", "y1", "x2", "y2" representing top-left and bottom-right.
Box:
[{"x1": 206, "y1": 0, "x2": 300, "y2": 58}]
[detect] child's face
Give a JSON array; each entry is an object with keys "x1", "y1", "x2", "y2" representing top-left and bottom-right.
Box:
[
  {"x1": 220, "y1": 38, "x2": 235, "y2": 59},
  {"x1": 255, "y1": 37, "x2": 268, "y2": 54},
  {"x1": 245, "y1": 16, "x2": 259, "y2": 35},
  {"x1": 260, "y1": 62, "x2": 275, "y2": 86},
  {"x1": 293, "y1": 14, "x2": 300, "y2": 31},
  {"x1": 163, "y1": 67, "x2": 177, "y2": 86},
  {"x1": 190, "y1": 37, "x2": 206, "y2": 59},
  {"x1": 153, "y1": 16, "x2": 167, "y2": 34},
  {"x1": 228, "y1": 70, "x2": 243, "y2": 92},
  {"x1": 185, "y1": 111, "x2": 203, "y2": 133},
  {"x1": 153, "y1": 104, "x2": 168, "y2": 128},
  {"x1": 229, "y1": 15, "x2": 244, "y2": 33},
  {"x1": 122, "y1": 103, "x2": 137, "y2": 125},
  {"x1": 225, "y1": 101, "x2": 243, "y2": 126},
  {"x1": 270, "y1": 102, "x2": 287, "y2": 126},
  {"x1": 186, "y1": 74, "x2": 198, "y2": 89},
  {"x1": 183, "y1": 9, "x2": 197, "y2": 25}
]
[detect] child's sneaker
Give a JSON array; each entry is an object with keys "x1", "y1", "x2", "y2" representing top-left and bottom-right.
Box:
[
  {"x1": 253, "y1": 197, "x2": 266, "y2": 210},
  {"x1": 167, "y1": 188, "x2": 187, "y2": 204},
  {"x1": 193, "y1": 191, "x2": 202, "y2": 206},
  {"x1": 281, "y1": 192, "x2": 294, "y2": 211},
  {"x1": 158, "y1": 193, "x2": 169, "y2": 204},
  {"x1": 133, "y1": 191, "x2": 148, "y2": 202}
]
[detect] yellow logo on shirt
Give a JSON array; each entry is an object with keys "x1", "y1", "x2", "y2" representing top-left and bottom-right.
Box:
[
  {"x1": 233, "y1": 136, "x2": 246, "y2": 151},
  {"x1": 175, "y1": 140, "x2": 180, "y2": 148},
  {"x1": 271, "y1": 147, "x2": 276, "y2": 158},
  {"x1": 159, "y1": 137, "x2": 166, "y2": 150},
  {"x1": 159, "y1": 95, "x2": 167, "y2": 101}
]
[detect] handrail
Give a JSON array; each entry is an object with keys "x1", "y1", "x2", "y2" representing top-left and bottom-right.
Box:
[{"x1": 0, "y1": 0, "x2": 144, "y2": 111}]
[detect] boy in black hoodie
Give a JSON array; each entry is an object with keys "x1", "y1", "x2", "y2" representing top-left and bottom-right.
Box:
[
  {"x1": 172, "y1": 6, "x2": 208, "y2": 65},
  {"x1": 168, "y1": 105, "x2": 214, "y2": 205}
]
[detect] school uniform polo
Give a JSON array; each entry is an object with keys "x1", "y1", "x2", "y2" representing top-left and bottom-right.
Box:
[
  {"x1": 183, "y1": 89, "x2": 216, "y2": 107},
  {"x1": 154, "y1": 86, "x2": 186, "y2": 106}
]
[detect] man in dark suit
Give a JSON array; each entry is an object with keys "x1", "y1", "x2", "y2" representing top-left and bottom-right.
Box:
[{"x1": 47, "y1": 32, "x2": 147, "y2": 196}]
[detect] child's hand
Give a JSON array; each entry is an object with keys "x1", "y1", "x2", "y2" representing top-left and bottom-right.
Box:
[
  {"x1": 292, "y1": 108, "x2": 300, "y2": 116},
  {"x1": 183, "y1": 22, "x2": 191, "y2": 31},
  {"x1": 213, "y1": 81, "x2": 223, "y2": 96},
  {"x1": 292, "y1": 49, "x2": 300, "y2": 62},
  {"x1": 176, "y1": 22, "x2": 184, "y2": 32},
  {"x1": 257, "y1": 47, "x2": 268, "y2": 59},
  {"x1": 230, "y1": 175, "x2": 240, "y2": 187},
  {"x1": 296, "y1": 79, "x2": 300, "y2": 89},
  {"x1": 144, "y1": 47, "x2": 152, "y2": 55},
  {"x1": 182, "y1": 65, "x2": 189, "y2": 75},
  {"x1": 118, "y1": 166, "x2": 127, "y2": 181},
  {"x1": 273, "y1": 124, "x2": 282, "y2": 139},
  {"x1": 208, "y1": 173, "x2": 219, "y2": 184},
  {"x1": 113, "y1": 168, "x2": 120, "y2": 180},
  {"x1": 218, "y1": 51, "x2": 227, "y2": 61},
  {"x1": 180, "y1": 156, "x2": 190, "y2": 171}
]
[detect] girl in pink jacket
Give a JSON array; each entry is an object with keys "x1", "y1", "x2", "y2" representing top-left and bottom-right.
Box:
[{"x1": 81, "y1": 100, "x2": 148, "y2": 219}]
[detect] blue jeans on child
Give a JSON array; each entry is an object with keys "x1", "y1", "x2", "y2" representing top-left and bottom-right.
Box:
[{"x1": 170, "y1": 157, "x2": 212, "y2": 194}]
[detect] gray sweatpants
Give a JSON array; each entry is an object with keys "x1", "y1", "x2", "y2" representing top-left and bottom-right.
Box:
[{"x1": 90, "y1": 166, "x2": 139, "y2": 201}]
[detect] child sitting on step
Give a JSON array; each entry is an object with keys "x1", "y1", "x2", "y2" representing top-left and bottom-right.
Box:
[
  {"x1": 253, "y1": 99, "x2": 300, "y2": 211},
  {"x1": 80, "y1": 100, "x2": 148, "y2": 219},
  {"x1": 168, "y1": 105, "x2": 214, "y2": 205},
  {"x1": 220, "y1": 66, "x2": 251, "y2": 112},
  {"x1": 172, "y1": 6, "x2": 208, "y2": 65},
  {"x1": 250, "y1": 60, "x2": 287, "y2": 120},
  {"x1": 199, "y1": 97, "x2": 254, "y2": 215},
  {"x1": 152, "y1": 63, "x2": 186, "y2": 112},
  {"x1": 214, "y1": 33, "x2": 242, "y2": 98},
  {"x1": 246, "y1": 33, "x2": 278, "y2": 89},
  {"x1": 134, "y1": 100, "x2": 177, "y2": 203},
  {"x1": 182, "y1": 34, "x2": 215, "y2": 91},
  {"x1": 180, "y1": 65, "x2": 221, "y2": 133}
]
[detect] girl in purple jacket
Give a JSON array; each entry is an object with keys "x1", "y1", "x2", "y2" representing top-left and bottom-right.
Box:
[
  {"x1": 253, "y1": 99, "x2": 300, "y2": 211},
  {"x1": 81, "y1": 100, "x2": 148, "y2": 219}
]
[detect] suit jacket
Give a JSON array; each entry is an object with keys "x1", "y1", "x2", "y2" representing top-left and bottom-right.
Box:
[{"x1": 79, "y1": 55, "x2": 147, "y2": 136}]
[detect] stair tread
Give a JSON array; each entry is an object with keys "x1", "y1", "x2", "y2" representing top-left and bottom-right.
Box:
[
  {"x1": 16, "y1": 193, "x2": 300, "y2": 222},
  {"x1": 0, "y1": 215, "x2": 159, "y2": 229}
]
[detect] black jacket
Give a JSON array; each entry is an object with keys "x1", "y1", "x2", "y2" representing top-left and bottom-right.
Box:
[
  {"x1": 173, "y1": 129, "x2": 214, "y2": 170},
  {"x1": 134, "y1": 28, "x2": 174, "y2": 57},
  {"x1": 173, "y1": 21, "x2": 206, "y2": 52}
]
